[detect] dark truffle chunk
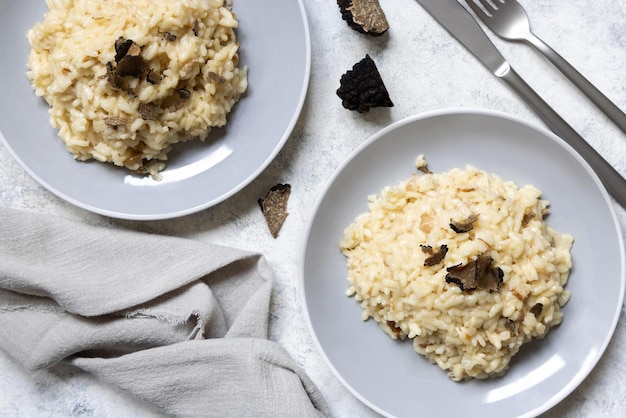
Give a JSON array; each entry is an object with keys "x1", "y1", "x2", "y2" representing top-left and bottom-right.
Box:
[
  {"x1": 107, "y1": 38, "x2": 148, "y2": 90},
  {"x1": 114, "y1": 39, "x2": 145, "y2": 78},
  {"x1": 450, "y1": 214, "x2": 479, "y2": 233},
  {"x1": 106, "y1": 62, "x2": 120, "y2": 89},
  {"x1": 530, "y1": 303, "x2": 543, "y2": 317},
  {"x1": 114, "y1": 37, "x2": 135, "y2": 63},
  {"x1": 139, "y1": 103, "x2": 161, "y2": 121},
  {"x1": 116, "y1": 55, "x2": 147, "y2": 78},
  {"x1": 146, "y1": 69, "x2": 162, "y2": 85},
  {"x1": 445, "y1": 254, "x2": 503, "y2": 292},
  {"x1": 445, "y1": 261, "x2": 476, "y2": 291},
  {"x1": 421, "y1": 244, "x2": 448, "y2": 267},
  {"x1": 259, "y1": 184, "x2": 291, "y2": 238},
  {"x1": 475, "y1": 254, "x2": 503, "y2": 293},
  {"x1": 337, "y1": 54, "x2": 393, "y2": 113},
  {"x1": 337, "y1": 0, "x2": 389, "y2": 36},
  {"x1": 177, "y1": 88, "x2": 191, "y2": 100}
]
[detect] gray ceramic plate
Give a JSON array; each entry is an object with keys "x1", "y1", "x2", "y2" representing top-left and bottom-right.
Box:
[
  {"x1": 301, "y1": 109, "x2": 625, "y2": 418},
  {"x1": 0, "y1": 0, "x2": 310, "y2": 220}
]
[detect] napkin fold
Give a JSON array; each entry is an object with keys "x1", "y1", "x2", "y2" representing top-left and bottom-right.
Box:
[{"x1": 0, "y1": 207, "x2": 329, "y2": 417}]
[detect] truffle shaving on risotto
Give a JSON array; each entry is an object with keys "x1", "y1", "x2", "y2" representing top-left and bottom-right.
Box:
[{"x1": 27, "y1": 0, "x2": 248, "y2": 178}]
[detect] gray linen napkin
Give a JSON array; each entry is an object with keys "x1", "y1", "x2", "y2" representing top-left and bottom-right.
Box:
[{"x1": 0, "y1": 207, "x2": 329, "y2": 417}]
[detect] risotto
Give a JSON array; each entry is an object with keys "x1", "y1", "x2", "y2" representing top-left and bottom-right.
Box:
[
  {"x1": 339, "y1": 158, "x2": 573, "y2": 381},
  {"x1": 27, "y1": 0, "x2": 248, "y2": 177}
]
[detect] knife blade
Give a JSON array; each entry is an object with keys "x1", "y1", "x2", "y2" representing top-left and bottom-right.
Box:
[{"x1": 414, "y1": 0, "x2": 626, "y2": 208}]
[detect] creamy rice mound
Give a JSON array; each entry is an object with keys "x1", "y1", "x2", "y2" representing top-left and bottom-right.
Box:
[
  {"x1": 27, "y1": 0, "x2": 247, "y2": 177},
  {"x1": 340, "y1": 159, "x2": 573, "y2": 381}
]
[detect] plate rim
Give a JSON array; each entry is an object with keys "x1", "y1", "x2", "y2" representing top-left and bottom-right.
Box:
[
  {"x1": 298, "y1": 107, "x2": 626, "y2": 418},
  {"x1": 0, "y1": 0, "x2": 312, "y2": 221}
]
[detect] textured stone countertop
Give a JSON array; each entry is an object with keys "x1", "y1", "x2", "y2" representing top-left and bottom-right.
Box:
[{"x1": 1, "y1": 0, "x2": 625, "y2": 417}]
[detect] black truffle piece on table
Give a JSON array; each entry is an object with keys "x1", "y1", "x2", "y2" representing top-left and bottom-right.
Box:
[
  {"x1": 336, "y1": 54, "x2": 393, "y2": 113},
  {"x1": 259, "y1": 184, "x2": 291, "y2": 238},
  {"x1": 337, "y1": 0, "x2": 389, "y2": 36}
]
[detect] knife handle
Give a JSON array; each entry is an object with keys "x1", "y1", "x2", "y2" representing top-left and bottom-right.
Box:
[
  {"x1": 526, "y1": 33, "x2": 626, "y2": 135},
  {"x1": 498, "y1": 64, "x2": 626, "y2": 208}
]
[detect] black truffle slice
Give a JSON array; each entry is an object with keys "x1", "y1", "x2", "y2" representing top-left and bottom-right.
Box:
[
  {"x1": 337, "y1": 54, "x2": 393, "y2": 113},
  {"x1": 530, "y1": 303, "x2": 543, "y2": 318},
  {"x1": 445, "y1": 261, "x2": 477, "y2": 291},
  {"x1": 106, "y1": 62, "x2": 121, "y2": 89},
  {"x1": 116, "y1": 55, "x2": 147, "y2": 78},
  {"x1": 146, "y1": 69, "x2": 162, "y2": 85},
  {"x1": 445, "y1": 254, "x2": 503, "y2": 292},
  {"x1": 337, "y1": 0, "x2": 389, "y2": 36},
  {"x1": 421, "y1": 244, "x2": 448, "y2": 267},
  {"x1": 450, "y1": 214, "x2": 479, "y2": 233},
  {"x1": 475, "y1": 254, "x2": 503, "y2": 293},
  {"x1": 259, "y1": 184, "x2": 291, "y2": 238},
  {"x1": 176, "y1": 88, "x2": 191, "y2": 100},
  {"x1": 107, "y1": 38, "x2": 148, "y2": 91},
  {"x1": 139, "y1": 103, "x2": 161, "y2": 121},
  {"x1": 115, "y1": 38, "x2": 135, "y2": 63}
]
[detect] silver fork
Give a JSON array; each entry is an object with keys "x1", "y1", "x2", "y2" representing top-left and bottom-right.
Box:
[{"x1": 464, "y1": 0, "x2": 626, "y2": 135}]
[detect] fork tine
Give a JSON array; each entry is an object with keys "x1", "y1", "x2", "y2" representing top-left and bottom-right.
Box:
[
  {"x1": 479, "y1": 0, "x2": 500, "y2": 12},
  {"x1": 465, "y1": 0, "x2": 494, "y2": 19}
]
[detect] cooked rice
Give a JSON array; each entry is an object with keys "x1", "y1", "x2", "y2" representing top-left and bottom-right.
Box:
[
  {"x1": 27, "y1": 0, "x2": 247, "y2": 177},
  {"x1": 340, "y1": 160, "x2": 573, "y2": 380}
]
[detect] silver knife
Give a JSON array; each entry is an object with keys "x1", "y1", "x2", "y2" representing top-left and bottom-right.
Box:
[{"x1": 414, "y1": 0, "x2": 626, "y2": 208}]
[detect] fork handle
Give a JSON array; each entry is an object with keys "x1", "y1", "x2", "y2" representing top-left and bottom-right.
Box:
[
  {"x1": 497, "y1": 64, "x2": 626, "y2": 208},
  {"x1": 526, "y1": 33, "x2": 626, "y2": 135}
]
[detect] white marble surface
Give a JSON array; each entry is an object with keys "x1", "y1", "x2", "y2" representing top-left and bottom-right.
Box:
[{"x1": 1, "y1": 0, "x2": 625, "y2": 417}]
